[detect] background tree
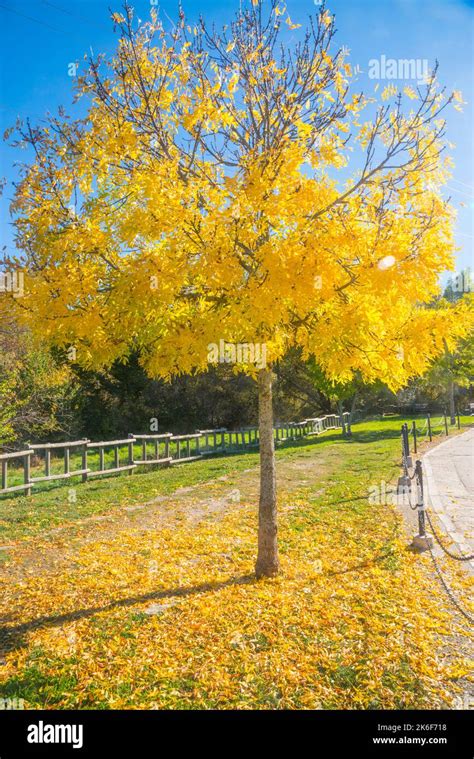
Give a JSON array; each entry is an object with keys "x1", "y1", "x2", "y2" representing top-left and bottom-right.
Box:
[
  {"x1": 304, "y1": 360, "x2": 361, "y2": 435},
  {"x1": 440, "y1": 273, "x2": 473, "y2": 422},
  {"x1": 0, "y1": 304, "x2": 77, "y2": 447},
  {"x1": 417, "y1": 328, "x2": 474, "y2": 421},
  {"x1": 71, "y1": 358, "x2": 260, "y2": 439},
  {"x1": 7, "y1": 1, "x2": 471, "y2": 576}
]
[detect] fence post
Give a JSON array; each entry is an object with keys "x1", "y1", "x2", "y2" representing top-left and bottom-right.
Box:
[
  {"x1": 128, "y1": 435, "x2": 133, "y2": 474},
  {"x1": 45, "y1": 449, "x2": 51, "y2": 478},
  {"x1": 427, "y1": 413, "x2": 432, "y2": 442},
  {"x1": 24, "y1": 453, "x2": 31, "y2": 497},
  {"x1": 82, "y1": 442, "x2": 88, "y2": 483}
]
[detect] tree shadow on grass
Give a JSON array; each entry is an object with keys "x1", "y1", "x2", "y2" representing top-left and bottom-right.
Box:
[
  {"x1": 276, "y1": 427, "x2": 404, "y2": 451},
  {"x1": 348, "y1": 429, "x2": 403, "y2": 444},
  {"x1": 325, "y1": 548, "x2": 395, "y2": 577},
  {"x1": 0, "y1": 573, "x2": 256, "y2": 658},
  {"x1": 325, "y1": 518, "x2": 401, "y2": 577},
  {"x1": 322, "y1": 494, "x2": 368, "y2": 507}
]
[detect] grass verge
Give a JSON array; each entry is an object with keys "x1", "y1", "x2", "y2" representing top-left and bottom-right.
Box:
[{"x1": 0, "y1": 416, "x2": 472, "y2": 708}]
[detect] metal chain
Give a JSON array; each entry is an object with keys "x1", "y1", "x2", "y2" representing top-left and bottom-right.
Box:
[
  {"x1": 401, "y1": 452, "x2": 417, "y2": 480},
  {"x1": 401, "y1": 426, "x2": 474, "y2": 559},
  {"x1": 399, "y1": 424, "x2": 473, "y2": 623},
  {"x1": 402, "y1": 480, "x2": 418, "y2": 510},
  {"x1": 425, "y1": 509, "x2": 474, "y2": 562},
  {"x1": 400, "y1": 434, "x2": 418, "y2": 509},
  {"x1": 427, "y1": 542, "x2": 474, "y2": 625}
]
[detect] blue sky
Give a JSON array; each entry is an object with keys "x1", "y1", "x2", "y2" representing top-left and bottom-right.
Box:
[{"x1": 0, "y1": 0, "x2": 472, "y2": 276}]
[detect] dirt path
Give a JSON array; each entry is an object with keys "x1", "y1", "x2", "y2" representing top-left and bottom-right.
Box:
[{"x1": 0, "y1": 451, "x2": 330, "y2": 584}]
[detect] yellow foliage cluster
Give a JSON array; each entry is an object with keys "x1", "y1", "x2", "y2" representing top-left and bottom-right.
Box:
[{"x1": 8, "y1": 2, "x2": 472, "y2": 384}]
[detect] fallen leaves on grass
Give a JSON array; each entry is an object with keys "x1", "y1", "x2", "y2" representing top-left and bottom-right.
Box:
[{"x1": 0, "y1": 484, "x2": 472, "y2": 709}]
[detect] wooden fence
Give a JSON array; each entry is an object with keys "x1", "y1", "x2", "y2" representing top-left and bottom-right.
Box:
[{"x1": 0, "y1": 412, "x2": 351, "y2": 498}]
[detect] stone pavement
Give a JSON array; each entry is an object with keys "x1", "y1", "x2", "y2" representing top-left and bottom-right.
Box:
[{"x1": 423, "y1": 427, "x2": 474, "y2": 568}]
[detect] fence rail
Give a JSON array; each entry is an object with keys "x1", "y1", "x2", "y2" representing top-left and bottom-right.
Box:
[
  {"x1": 0, "y1": 450, "x2": 33, "y2": 495},
  {"x1": 132, "y1": 433, "x2": 173, "y2": 466},
  {"x1": 28, "y1": 440, "x2": 90, "y2": 485},
  {"x1": 85, "y1": 439, "x2": 136, "y2": 478},
  {"x1": 0, "y1": 411, "x2": 353, "y2": 498}
]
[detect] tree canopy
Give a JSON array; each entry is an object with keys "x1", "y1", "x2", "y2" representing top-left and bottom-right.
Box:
[{"x1": 7, "y1": 1, "x2": 471, "y2": 387}]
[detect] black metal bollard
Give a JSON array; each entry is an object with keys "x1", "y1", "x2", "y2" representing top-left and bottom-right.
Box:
[
  {"x1": 415, "y1": 459, "x2": 426, "y2": 538},
  {"x1": 444, "y1": 413, "x2": 449, "y2": 436},
  {"x1": 427, "y1": 413, "x2": 432, "y2": 442},
  {"x1": 401, "y1": 423, "x2": 412, "y2": 472},
  {"x1": 404, "y1": 423, "x2": 410, "y2": 459},
  {"x1": 412, "y1": 420, "x2": 417, "y2": 453}
]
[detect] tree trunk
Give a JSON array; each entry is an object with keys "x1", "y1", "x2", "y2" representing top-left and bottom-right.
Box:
[
  {"x1": 449, "y1": 380, "x2": 456, "y2": 425},
  {"x1": 255, "y1": 367, "x2": 279, "y2": 579},
  {"x1": 443, "y1": 338, "x2": 456, "y2": 425},
  {"x1": 347, "y1": 391, "x2": 357, "y2": 437},
  {"x1": 337, "y1": 399, "x2": 346, "y2": 436}
]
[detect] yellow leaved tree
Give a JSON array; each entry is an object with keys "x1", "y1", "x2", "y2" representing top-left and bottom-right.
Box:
[{"x1": 7, "y1": 1, "x2": 471, "y2": 576}]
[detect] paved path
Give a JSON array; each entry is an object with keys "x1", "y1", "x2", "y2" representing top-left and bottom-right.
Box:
[{"x1": 423, "y1": 427, "x2": 474, "y2": 567}]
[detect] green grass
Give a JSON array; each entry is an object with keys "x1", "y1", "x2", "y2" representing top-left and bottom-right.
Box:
[
  {"x1": 0, "y1": 414, "x2": 471, "y2": 544},
  {"x1": 1, "y1": 413, "x2": 472, "y2": 709}
]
